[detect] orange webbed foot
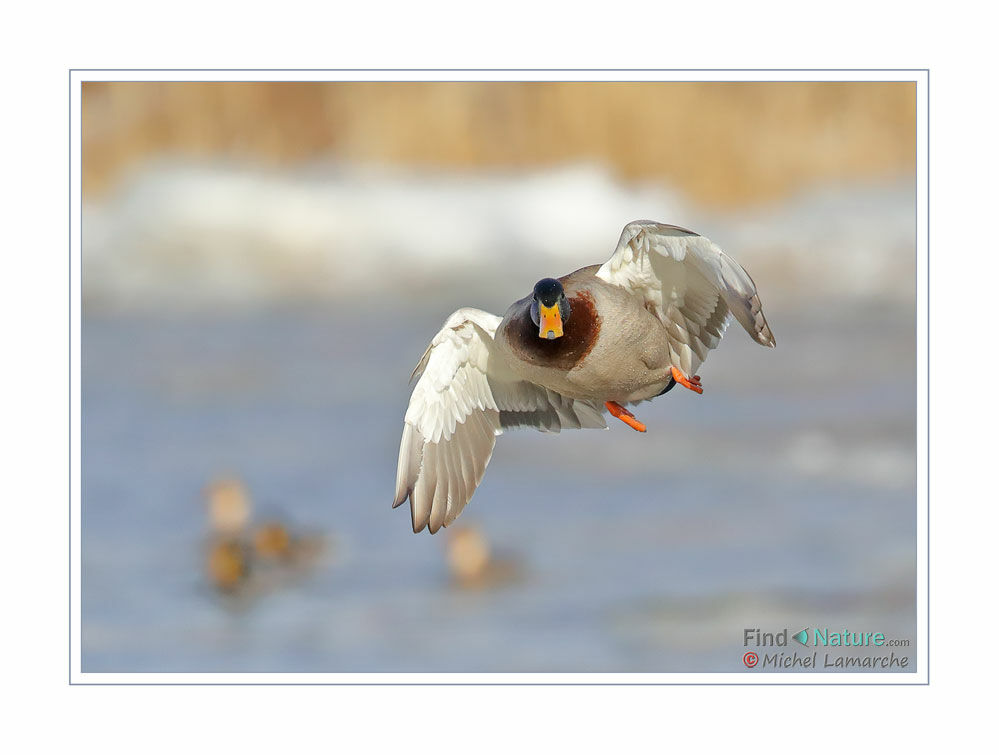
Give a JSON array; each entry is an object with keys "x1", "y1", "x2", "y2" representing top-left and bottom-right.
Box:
[
  {"x1": 604, "y1": 401, "x2": 647, "y2": 433},
  {"x1": 670, "y1": 366, "x2": 703, "y2": 394}
]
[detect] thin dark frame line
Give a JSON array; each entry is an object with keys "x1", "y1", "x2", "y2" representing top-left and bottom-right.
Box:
[
  {"x1": 71, "y1": 80, "x2": 923, "y2": 86},
  {"x1": 69, "y1": 70, "x2": 929, "y2": 685},
  {"x1": 921, "y1": 69, "x2": 931, "y2": 683},
  {"x1": 70, "y1": 68, "x2": 929, "y2": 72},
  {"x1": 68, "y1": 68, "x2": 73, "y2": 686},
  {"x1": 71, "y1": 682, "x2": 924, "y2": 686},
  {"x1": 76, "y1": 669, "x2": 918, "y2": 675}
]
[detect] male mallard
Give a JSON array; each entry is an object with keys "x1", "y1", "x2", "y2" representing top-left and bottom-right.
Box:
[{"x1": 394, "y1": 221, "x2": 775, "y2": 533}]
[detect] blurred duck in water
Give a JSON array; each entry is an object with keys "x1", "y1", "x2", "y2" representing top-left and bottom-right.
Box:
[
  {"x1": 206, "y1": 538, "x2": 251, "y2": 593},
  {"x1": 252, "y1": 520, "x2": 325, "y2": 571},
  {"x1": 203, "y1": 477, "x2": 325, "y2": 600},
  {"x1": 206, "y1": 477, "x2": 252, "y2": 537},
  {"x1": 446, "y1": 525, "x2": 521, "y2": 590},
  {"x1": 204, "y1": 478, "x2": 254, "y2": 596}
]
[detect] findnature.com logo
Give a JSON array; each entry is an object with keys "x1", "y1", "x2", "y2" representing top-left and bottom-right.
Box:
[{"x1": 742, "y1": 628, "x2": 912, "y2": 670}]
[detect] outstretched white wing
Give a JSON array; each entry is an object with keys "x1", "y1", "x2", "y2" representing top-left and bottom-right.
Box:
[
  {"x1": 596, "y1": 221, "x2": 775, "y2": 375},
  {"x1": 394, "y1": 308, "x2": 606, "y2": 534}
]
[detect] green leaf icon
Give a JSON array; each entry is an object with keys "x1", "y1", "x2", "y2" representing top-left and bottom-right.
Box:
[{"x1": 792, "y1": 629, "x2": 809, "y2": 646}]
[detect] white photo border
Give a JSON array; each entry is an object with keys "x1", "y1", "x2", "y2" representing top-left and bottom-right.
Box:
[{"x1": 69, "y1": 68, "x2": 928, "y2": 685}]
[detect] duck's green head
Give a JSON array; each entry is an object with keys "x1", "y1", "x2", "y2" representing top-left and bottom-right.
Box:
[{"x1": 530, "y1": 278, "x2": 572, "y2": 340}]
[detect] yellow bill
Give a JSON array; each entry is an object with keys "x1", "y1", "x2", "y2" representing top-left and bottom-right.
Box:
[{"x1": 538, "y1": 302, "x2": 563, "y2": 339}]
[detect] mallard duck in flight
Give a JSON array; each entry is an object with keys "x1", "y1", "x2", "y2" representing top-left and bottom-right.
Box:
[{"x1": 394, "y1": 221, "x2": 775, "y2": 533}]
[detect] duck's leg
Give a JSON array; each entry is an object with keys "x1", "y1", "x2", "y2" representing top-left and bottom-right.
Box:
[
  {"x1": 656, "y1": 375, "x2": 677, "y2": 396},
  {"x1": 604, "y1": 401, "x2": 647, "y2": 433},
  {"x1": 670, "y1": 366, "x2": 703, "y2": 394}
]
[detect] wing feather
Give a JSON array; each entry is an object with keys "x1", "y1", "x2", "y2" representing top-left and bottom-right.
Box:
[
  {"x1": 596, "y1": 221, "x2": 774, "y2": 374},
  {"x1": 395, "y1": 307, "x2": 607, "y2": 533}
]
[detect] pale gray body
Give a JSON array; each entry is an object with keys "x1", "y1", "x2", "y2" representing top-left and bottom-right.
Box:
[{"x1": 494, "y1": 267, "x2": 676, "y2": 404}]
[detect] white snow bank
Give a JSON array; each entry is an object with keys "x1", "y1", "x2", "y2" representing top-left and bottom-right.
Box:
[{"x1": 83, "y1": 161, "x2": 915, "y2": 309}]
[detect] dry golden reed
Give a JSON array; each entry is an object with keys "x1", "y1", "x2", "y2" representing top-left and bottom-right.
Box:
[{"x1": 83, "y1": 82, "x2": 915, "y2": 207}]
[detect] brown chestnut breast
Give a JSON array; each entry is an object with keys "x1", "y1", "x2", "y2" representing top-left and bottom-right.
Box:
[{"x1": 506, "y1": 289, "x2": 601, "y2": 372}]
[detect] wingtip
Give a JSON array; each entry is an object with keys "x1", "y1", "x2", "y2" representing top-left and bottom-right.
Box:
[
  {"x1": 411, "y1": 511, "x2": 427, "y2": 533},
  {"x1": 756, "y1": 324, "x2": 776, "y2": 348}
]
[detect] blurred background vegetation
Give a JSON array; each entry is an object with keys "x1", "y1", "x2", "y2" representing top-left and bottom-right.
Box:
[{"x1": 83, "y1": 82, "x2": 914, "y2": 207}]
